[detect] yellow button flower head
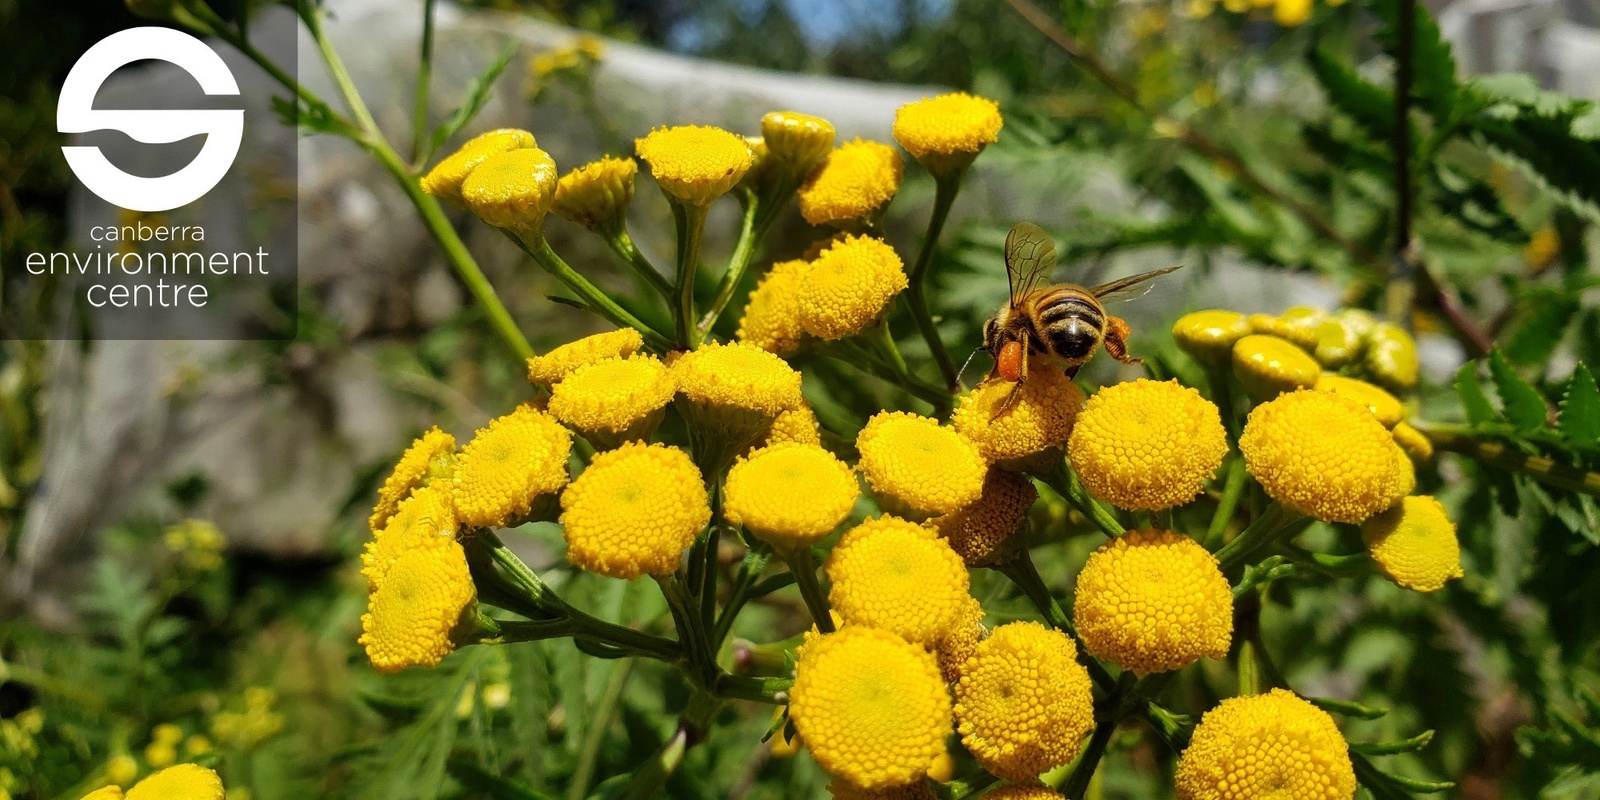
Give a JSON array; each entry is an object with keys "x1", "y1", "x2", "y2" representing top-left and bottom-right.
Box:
[
  {"x1": 856, "y1": 411, "x2": 986, "y2": 518},
  {"x1": 736, "y1": 259, "x2": 809, "y2": 356},
  {"x1": 1068, "y1": 379, "x2": 1227, "y2": 511},
  {"x1": 1362, "y1": 496, "x2": 1463, "y2": 592},
  {"x1": 798, "y1": 139, "x2": 904, "y2": 227},
  {"x1": 359, "y1": 537, "x2": 476, "y2": 672},
  {"x1": 548, "y1": 354, "x2": 675, "y2": 447},
  {"x1": 527, "y1": 328, "x2": 645, "y2": 386},
  {"x1": 954, "y1": 621, "x2": 1094, "y2": 781},
  {"x1": 1173, "y1": 310, "x2": 1250, "y2": 364},
  {"x1": 1232, "y1": 334, "x2": 1320, "y2": 400},
  {"x1": 1391, "y1": 421, "x2": 1434, "y2": 462},
  {"x1": 762, "y1": 403, "x2": 823, "y2": 447},
  {"x1": 361, "y1": 485, "x2": 456, "y2": 591},
  {"x1": 1274, "y1": 0, "x2": 1313, "y2": 25},
  {"x1": 796, "y1": 235, "x2": 910, "y2": 340},
  {"x1": 788, "y1": 627, "x2": 953, "y2": 789},
  {"x1": 952, "y1": 371, "x2": 1084, "y2": 471},
  {"x1": 551, "y1": 156, "x2": 637, "y2": 232},
  {"x1": 560, "y1": 442, "x2": 710, "y2": 579},
  {"x1": 369, "y1": 426, "x2": 457, "y2": 533},
  {"x1": 827, "y1": 780, "x2": 938, "y2": 800},
  {"x1": 724, "y1": 443, "x2": 859, "y2": 547},
  {"x1": 762, "y1": 111, "x2": 836, "y2": 177},
  {"x1": 981, "y1": 787, "x2": 1066, "y2": 800},
  {"x1": 635, "y1": 125, "x2": 754, "y2": 207},
  {"x1": 932, "y1": 468, "x2": 1038, "y2": 566},
  {"x1": 420, "y1": 128, "x2": 537, "y2": 203},
  {"x1": 825, "y1": 516, "x2": 971, "y2": 646},
  {"x1": 671, "y1": 341, "x2": 806, "y2": 460},
  {"x1": 1240, "y1": 389, "x2": 1414, "y2": 523},
  {"x1": 1315, "y1": 374, "x2": 1403, "y2": 428},
  {"x1": 1365, "y1": 322, "x2": 1419, "y2": 391},
  {"x1": 935, "y1": 594, "x2": 986, "y2": 684},
  {"x1": 1073, "y1": 529, "x2": 1233, "y2": 675},
  {"x1": 452, "y1": 405, "x2": 573, "y2": 529},
  {"x1": 1175, "y1": 689, "x2": 1356, "y2": 800},
  {"x1": 120, "y1": 764, "x2": 224, "y2": 800},
  {"x1": 892, "y1": 92, "x2": 1003, "y2": 178},
  {"x1": 461, "y1": 147, "x2": 560, "y2": 234},
  {"x1": 106, "y1": 754, "x2": 138, "y2": 787}
]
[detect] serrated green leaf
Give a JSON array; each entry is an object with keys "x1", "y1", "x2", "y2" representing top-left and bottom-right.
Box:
[
  {"x1": 1301, "y1": 124, "x2": 1392, "y2": 175},
  {"x1": 1489, "y1": 349, "x2": 1549, "y2": 432},
  {"x1": 427, "y1": 43, "x2": 519, "y2": 163},
  {"x1": 1558, "y1": 363, "x2": 1600, "y2": 446},
  {"x1": 1370, "y1": 0, "x2": 1459, "y2": 120},
  {"x1": 1469, "y1": 106, "x2": 1600, "y2": 221},
  {"x1": 446, "y1": 758, "x2": 560, "y2": 800},
  {"x1": 1432, "y1": 163, "x2": 1529, "y2": 242},
  {"x1": 1504, "y1": 294, "x2": 1578, "y2": 364},
  {"x1": 1308, "y1": 48, "x2": 1395, "y2": 143},
  {"x1": 1455, "y1": 362, "x2": 1496, "y2": 425}
]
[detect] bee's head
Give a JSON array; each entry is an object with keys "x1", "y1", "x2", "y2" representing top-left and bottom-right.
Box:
[{"x1": 981, "y1": 316, "x2": 1000, "y2": 353}]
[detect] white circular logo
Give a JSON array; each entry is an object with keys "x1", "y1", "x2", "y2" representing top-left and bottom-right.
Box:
[{"x1": 57, "y1": 27, "x2": 244, "y2": 213}]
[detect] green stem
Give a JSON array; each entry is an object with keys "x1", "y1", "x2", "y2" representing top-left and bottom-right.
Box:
[
  {"x1": 869, "y1": 319, "x2": 912, "y2": 379},
  {"x1": 1424, "y1": 426, "x2": 1600, "y2": 497},
  {"x1": 1205, "y1": 362, "x2": 1241, "y2": 443},
  {"x1": 300, "y1": 1, "x2": 382, "y2": 137},
  {"x1": 713, "y1": 543, "x2": 772, "y2": 648},
  {"x1": 656, "y1": 573, "x2": 718, "y2": 687},
  {"x1": 1060, "y1": 716, "x2": 1117, "y2": 799},
  {"x1": 1214, "y1": 502, "x2": 1306, "y2": 572},
  {"x1": 905, "y1": 175, "x2": 963, "y2": 390},
  {"x1": 671, "y1": 202, "x2": 710, "y2": 348},
  {"x1": 1205, "y1": 456, "x2": 1248, "y2": 549},
  {"x1": 1237, "y1": 638, "x2": 1261, "y2": 696},
  {"x1": 779, "y1": 546, "x2": 834, "y2": 632},
  {"x1": 514, "y1": 232, "x2": 674, "y2": 351},
  {"x1": 567, "y1": 661, "x2": 634, "y2": 800},
  {"x1": 828, "y1": 341, "x2": 950, "y2": 409},
  {"x1": 409, "y1": 0, "x2": 436, "y2": 164},
  {"x1": 604, "y1": 227, "x2": 672, "y2": 299},
  {"x1": 699, "y1": 192, "x2": 762, "y2": 335},
  {"x1": 997, "y1": 550, "x2": 1116, "y2": 691},
  {"x1": 712, "y1": 674, "x2": 792, "y2": 704},
  {"x1": 1041, "y1": 462, "x2": 1125, "y2": 537}
]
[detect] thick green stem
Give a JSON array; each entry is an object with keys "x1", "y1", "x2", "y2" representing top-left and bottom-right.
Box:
[
  {"x1": 1205, "y1": 456, "x2": 1248, "y2": 549},
  {"x1": 1060, "y1": 716, "x2": 1117, "y2": 799},
  {"x1": 714, "y1": 543, "x2": 772, "y2": 648},
  {"x1": 604, "y1": 227, "x2": 672, "y2": 299},
  {"x1": 712, "y1": 674, "x2": 792, "y2": 704},
  {"x1": 1041, "y1": 462, "x2": 1125, "y2": 537},
  {"x1": 699, "y1": 193, "x2": 762, "y2": 335},
  {"x1": 514, "y1": 232, "x2": 674, "y2": 351},
  {"x1": 1424, "y1": 426, "x2": 1600, "y2": 497},
  {"x1": 779, "y1": 546, "x2": 834, "y2": 632},
  {"x1": 671, "y1": 202, "x2": 710, "y2": 348},
  {"x1": 869, "y1": 319, "x2": 912, "y2": 379},
  {"x1": 301, "y1": 2, "x2": 382, "y2": 137},
  {"x1": 905, "y1": 176, "x2": 963, "y2": 390},
  {"x1": 656, "y1": 573, "x2": 718, "y2": 687},
  {"x1": 1214, "y1": 502, "x2": 1306, "y2": 571}
]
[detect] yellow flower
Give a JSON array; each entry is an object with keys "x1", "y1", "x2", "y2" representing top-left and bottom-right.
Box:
[
  {"x1": 827, "y1": 780, "x2": 938, "y2": 800},
  {"x1": 635, "y1": 125, "x2": 754, "y2": 207},
  {"x1": 124, "y1": 764, "x2": 225, "y2": 800},
  {"x1": 954, "y1": 621, "x2": 1094, "y2": 781},
  {"x1": 736, "y1": 259, "x2": 809, "y2": 356},
  {"x1": 1172, "y1": 310, "x2": 1250, "y2": 364},
  {"x1": 551, "y1": 156, "x2": 637, "y2": 231},
  {"x1": 724, "y1": 443, "x2": 859, "y2": 547},
  {"x1": 1391, "y1": 421, "x2": 1434, "y2": 462},
  {"x1": 1068, "y1": 379, "x2": 1227, "y2": 511},
  {"x1": 952, "y1": 371, "x2": 1084, "y2": 470},
  {"x1": 360, "y1": 485, "x2": 456, "y2": 590},
  {"x1": 452, "y1": 405, "x2": 573, "y2": 529},
  {"x1": 1315, "y1": 374, "x2": 1403, "y2": 427},
  {"x1": 856, "y1": 411, "x2": 986, "y2": 518},
  {"x1": 359, "y1": 538, "x2": 476, "y2": 672},
  {"x1": 825, "y1": 516, "x2": 971, "y2": 646},
  {"x1": 183, "y1": 735, "x2": 212, "y2": 757},
  {"x1": 797, "y1": 139, "x2": 904, "y2": 227},
  {"x1": 527, "y1": 328, "x2": 645, "y2": 386},
  {"x1": 762, "y1": 403, "x2": 823, "y2": 448},
  {"x1": 981, "y1": 788, "x2": 1066, "y2": 800},
  {"x1": 788, "y1": 627, "x2": 953, "y2": 789},
  {"x1": 420, "y1": 128, "x2": 537, "y2": 203},
  {"x1": 935, "y1": 595, "x2": 986, "y2": 684},
  {"x1": 670, "y1": 341, "x2": 805, "y2": 418},
  {"x1": 1232, "y1": 334, "x2": 1320, "y2": 400},
  {"x1": 369, "y1": 426, "x2": 456, "y2": 533},
  {"x1": 1175, "y1": 689, "x2": 1356, "y2": 800},
  {"x1": 1525, "y1": 224, "x2": 1561, "y2": 270},
  {"x1": 106, "y1": 755, "x2": 138, "y2": 787},
  {"x1": 460, "y1": 148, "x2": 560, "y2": 233},
  {"x1": 1240, "y1": 389, "x2": 1414, "y2": 523},
  {"x1": 143, "y1": 742, "x2": 175, "y2": 769},
  {"x1": 1073, "y1": 529, "x2": 1233, "y2": 675},
  {"x1": 926, "y1": 750, "x2": 954, "y2": 784},
  {"x1": 1313, "y1": 316, "x2": 1365, "y2": 367},
  {"x1": 762, "y1": 111, "x2": 836, "y2": 176},
  {"x1": 1274, "y1": 0, "x2": 1313, "y2": 25},
  {"x1": 1365, "y1": 322, "x2": 1419, "y2": 391},
  {"x1": 796, "y1": 235, "x2": 909, "y2": 340},
  {"x1": 560, "y1": 442, "x2": 710, "y2": 579},
  {"x1": 892, "y1": 92, "x2": 1003, "y2": 178},
  {"x1": 82, "y1": 788, "x2": 124, "y2": 800},
  {"x1": 932, "y1": 468, "x2": 1038, "y2": 566},
  {"x1": 1273, "y1": 306, "x2": 1327, "y2": 349},
  {"x1": 547, "y1": 355, "x2": 674, "y2": 446},
  {"x1": 1363, "y1": 496, "x2": 1463, "y2": 592}
]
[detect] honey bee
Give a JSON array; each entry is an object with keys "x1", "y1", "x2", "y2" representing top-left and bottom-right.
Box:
[{"x1": 981, "y1": 222, "x2": 1180, "y2": 413}]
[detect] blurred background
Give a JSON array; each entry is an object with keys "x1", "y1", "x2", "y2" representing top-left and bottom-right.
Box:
[{"x1": 3, "y1": 0, "x2": 1599, "y2": 797}]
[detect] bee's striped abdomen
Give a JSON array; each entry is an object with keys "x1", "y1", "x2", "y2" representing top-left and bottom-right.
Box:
[{"x1": 1034, "y1": 288, "x2": 1104, "y2": 362}]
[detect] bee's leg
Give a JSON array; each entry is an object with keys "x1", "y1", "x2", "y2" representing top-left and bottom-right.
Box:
[
  {"x1": 994, "y1": 347, "x2": 1029, "y2": 419},
  {"x1": 1104, "y1": 316, "x2": 1142, "y2": 365}
]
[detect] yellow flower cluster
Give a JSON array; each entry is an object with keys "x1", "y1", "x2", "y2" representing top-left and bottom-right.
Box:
[
  {"x1": 798, "y1": 139, "x2": 903, "y2": 227},
  {"x1": 893, "y1": 92, "x2": 1003, "y2": 178},
  {"x1": 210, "y1": 687, "x2": 284, "y2": 748},
  {"x1": 796, "y1": 235, "x2": 910, "y2": 340},
  {"x1": 932, "y1": 468, "x2": 1038, "y2": 566},
  {"x1": 954, "y1": 621, "x2": 1095, "y2": 780},
  {"x1": 724, "y1": 443, "x2": 859, "y2": 547},
  {"x1": 982, "y1": 788, "x2": 1066, "y2": 800},
  {"x1": 856, "y1": 411, "x2": 986, "y2": 518},
  {"x1": 419, "y1": 128, "x2": 537, "y2": 202},
  {"x1": 560, "y1": 442, "x2": 710, "y2": 579},
  {"x1": 825, "y1": 516, "x2": 971, "y2": 646},
  {"x1": 1362, "y1": 495, "x2": 1463, "y2": 592},
  {"x1": 1185, "y1": 306, "x2": 1418, "y2": 393},
  {"x1": 162, "y1": 519, "x2": 225, "y2": 572},
  {"x1": 1073, "y1": 529, "x2": 1233, "y2": 674},
  {"x1": 527, "y1": 328, "x2": 644, "y2": 385},
  {"x1": 952, "y1": 370, "x2": 1084, "y2": 469},
  {"x1": 1068, "y1": 379, "x2": 1227, "y2": 511},
  {"x1": 452, "y1": 404, "x2": 573, "y2": 529},
  {"x1": 827, "y1": 780, "x2": 938, "y2": 799},
  {"x1": 369, "y1": 426, "x2": 456, "y2": 532},
  {"x1": 547, "y1": 354, "x2": 675, "y2": 445},
  {"x1": 81, "y1": 764, "x2": 224, "y2": 800},
  {"x1": 1240, "y1": 389, "x2": 1413, "y2": 523},
  {"x1": 635, "y1": 125, "x2": 754, "y2": 207},
  {"x1": 358, "y1": 488, "x2": 476, "y2": 672},
  {"x1": 763, "y1": 403, "x2": 823, "y2": 448},
  {"x1": 788, "y1": 626, "x2": 953, "y2": 790},
  {"x1": 670, "y1": 341, "x2": 804, "y2": 418},
  {"x1": 1175, "y1": 689, "x2": 1356, "y2": 799},
  {"x1": 551, "y1": 156, "x2": 637, "y2": 231}
]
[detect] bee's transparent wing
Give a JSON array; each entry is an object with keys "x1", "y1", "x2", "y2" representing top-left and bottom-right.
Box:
[
  {"x1": 1004, "y1": 222, "x2": 1058, "y2": 306},
  {"x1": 1089, "y1": 265, "x2": 1182, "y2": 302}
]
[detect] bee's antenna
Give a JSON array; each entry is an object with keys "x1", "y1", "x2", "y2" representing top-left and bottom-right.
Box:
[{"x1": 956, "y1": 346, "x2": 983, "y2": 389}]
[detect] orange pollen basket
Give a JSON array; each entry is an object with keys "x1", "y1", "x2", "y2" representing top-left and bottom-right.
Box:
[{"x1": 998, "y1": 340, "x2": 1024, "y2": 382}]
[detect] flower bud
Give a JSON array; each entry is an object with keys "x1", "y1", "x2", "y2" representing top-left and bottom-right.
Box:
[
  {"x1": 1275, "y1": 306, "x2": 1327, "y2": 349},
  {"x1": 1315, "y1": 374, "x2": 1404, "y2": 427},
  {"x1": 1312, "y1": 317, "x2": 1363, "y2": 367},
  {"x1": 761, "y1": 111, "x2": 836, "y2": 178},
  {"x1": 421, "y1": 128, "x2": 537, "y2": 204},
  {"x1": 461, "y1": 148, "x2": 560, "y2": 234},
  {"x1": 551, "y1": 156, "x2": 637, "y2": 233},
  {"x1": 1391, "y1": 421, "x2": 1434, "y2": 462},
  {"x1": 1231, "y1": 334, "x2": 1319, "y2": 400},
  {"x1": 1365, "y1": 322, "x2": 1419, "y2": 391},
  {"x1": 1172, "y1": 310, "x2": 1249, "y2": 364}
]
